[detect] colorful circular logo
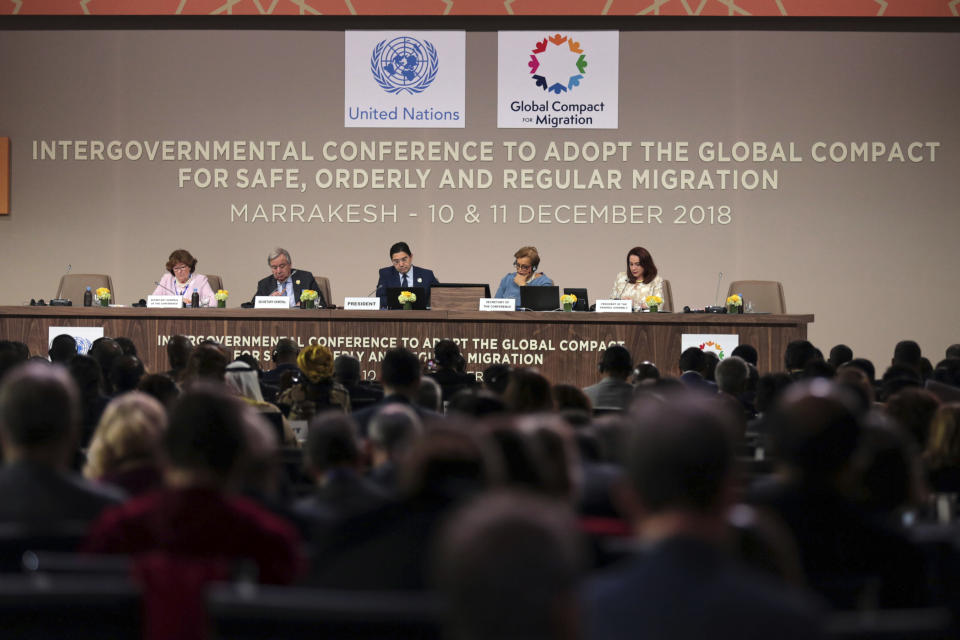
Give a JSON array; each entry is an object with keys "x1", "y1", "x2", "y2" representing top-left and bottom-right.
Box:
[
  {"x1": 370, "y1": 36, "x2": 439, "y2": 95},
  {"x1": 527, "y1": 33, "x2": 588, "y2": 95}
]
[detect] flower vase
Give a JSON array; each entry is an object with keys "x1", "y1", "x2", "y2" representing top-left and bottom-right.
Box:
[
  {"x1": 648, "y1": 304, "x2": 659, "y2": 313},
  {"x1": 304, "y1": 300, "x2": 315, "y2": 309},
  {"x1": 563, "y1": 302, "x2": 572, "y2": 312},
  {"x1": 727, "y1": 304, "x2": 738, "y2": 314},
  {"x1": 217, "y1": 300, "x2": 226, "y2": 308},
  {"x1": 99, "y1": 299, "x2": 109, "y2": 307},
  {"x1": 403, "y1": 302, "x2": 412, "y2": 310}
]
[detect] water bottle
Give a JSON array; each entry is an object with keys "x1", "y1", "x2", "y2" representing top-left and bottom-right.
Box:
[
  {"x1": 83, "y1": 286, "x2": 92, "y2": 307},
  {"x1": 191, "y1": 288, "x2": 200, "y2": 309}
]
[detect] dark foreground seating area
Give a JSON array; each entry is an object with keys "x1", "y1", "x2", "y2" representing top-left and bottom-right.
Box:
[{"x1": 1, "y1": 335, "x2": 960, "y2": 639}]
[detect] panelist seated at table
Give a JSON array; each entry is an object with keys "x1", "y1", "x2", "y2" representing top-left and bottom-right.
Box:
[
  {"x1": 252, "y1": 247, "x2": 324, "y2": 308},
  {"x1": 610, "y1": 246, "x2": 664, "y2": 311},
  {"x1": 152, "y1": 249, "x2": 216, "y2": 307},
  {"x1": 376, "y1": 241, "x2": 439, "y2": 309},
  {"x1": 494, "y1": 245, "x2": 554, "y2": 305}
]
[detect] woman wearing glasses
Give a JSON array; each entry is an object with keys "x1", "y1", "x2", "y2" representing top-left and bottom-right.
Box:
[
  {"x1": 151, "y1": 249, "x2": 216, "y2": 307},
  {"x1": 610, "y1": 246, "x2": 664, "y2": 311},
  {"x1": 494, "y1": 246, "x2": 554, "y2": 305}
]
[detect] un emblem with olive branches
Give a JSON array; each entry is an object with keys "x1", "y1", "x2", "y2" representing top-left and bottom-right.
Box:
[{"x1": 370, "y1": 36, "x2": 439, "y2": 95}]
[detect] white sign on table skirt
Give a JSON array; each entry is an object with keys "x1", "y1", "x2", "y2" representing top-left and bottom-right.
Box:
[
  {"x1": 48, "y1": 326, "x2": 104, "y2": 356},
  {"x1": 681, "y1": 334, "x2": 740, "y2": 360}
]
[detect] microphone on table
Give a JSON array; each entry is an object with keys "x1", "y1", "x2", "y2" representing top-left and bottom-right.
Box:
[
  {"x1": 705, "y1": 271, "x2": 725, "y2": 313},
  {"x1": 50, "y1": 264, "x2": 73, "y2": 306},
  {"x1": 154, "y1": 280, "x2": 180, "y2": 296}
]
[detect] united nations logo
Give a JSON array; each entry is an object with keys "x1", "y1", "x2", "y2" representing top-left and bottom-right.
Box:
[
  {"x1": 527, "y1": 33, "x2": 589, "y2": 95},
  {"x1": 75, "y1": 337, "x2": 93, "y2": 355},
  {"x1": 370, "y1": 36, "x2": 439, "y2": 95}
]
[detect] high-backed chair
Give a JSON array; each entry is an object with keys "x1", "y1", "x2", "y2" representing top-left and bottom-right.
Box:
[
  {"x1": 206, "y1": 275, "x2": 224, "y2": 293},
  {"x1": 314, "y1": 276, "x2": 333, "y2": 307},
  {"x1": 56, "y1": 274, "x2": 115, "y2": 305},
  {"x1": 661, "y1": 279, "x2": 675, "y2": 312},
  {"x1": 726, "y1": 280, "x2": 786, "y2": 314}
]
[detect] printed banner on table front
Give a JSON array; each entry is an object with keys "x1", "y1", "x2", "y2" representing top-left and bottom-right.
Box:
[
  {"x1": 345, "y1": 31, "x2": 465, "y2": 128},
  {"x1": 498, "y1": 31, "x2": 619, "y2": 129},
  {"x1": 681, "y1": 334, "x2": 740, "y2": 361}
]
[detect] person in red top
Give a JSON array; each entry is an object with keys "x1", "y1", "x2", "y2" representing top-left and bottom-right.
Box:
[{"x1": 85, "y1": 383, "x2": 303, "y2": 640}]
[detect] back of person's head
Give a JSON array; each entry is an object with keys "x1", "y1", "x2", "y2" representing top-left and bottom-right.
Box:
[
  {"x1": 68, "y1": 354, "x2": 105, "y2": 398},
  {"x1": 49, "y1": 334, "x2": 78, "y2": 365},
  {"x1": 678, "y1": 346, "x2": 705, "y2": 374},
  {"x1": 731, "y1": 344, "x2": 758, "y2": 367},
  {"x1": 714, "y1": 356, "x2": 749, "y2": 396},
  {"x1": 893, "y1": 340, "x2": 922, "y2": 369},
  {"x1": 0, "y1": 341, "x2": 30, "y2": 383},
  {"x1": 89, "y1": 337, "x2": 123, "y2": 392},
  {"x1": 784, "y1": 340, "x2": 818, "y2": 372},
  {"x1": 551, "y1": 384, "x2": 592, "y2": 415},
  {"x1": 115, "y1": 337, "x2": 138, "y2": 357},
  {"x1": 517, "y1": 415, "x2": 581, "y2": 502},
  {"x1": 482, "y1": 364, "x2": 511, "y2": 395},
  {"x1": 800, "y1": 359, "x2": 836, "y2": 381},
  {"x1": 304, "y1": 411, "x2": 360, "y2": 475},
  {"x1": 828, "y1": 344, "x2": 854, "y2": 369},
  {"x1": 333, "y1": 354, "x2": 361, "y2": 386},
  {"x1": 166, "y1": 335, "x2": 193, "y2": 371},
  {"x1": 163, "y1": 383, "x2": 246, "y2": 482},
  {"x1": 851, "y1": 413, "x2": 923, "y2": 514},
  {"x1": 0, "y1": 362, "x2": 79, "y2": 462},
  {"x1": 754, "y1": 372, "x2": 793, "y2": 415},
  {"x1": 631, "y1": 361, "x2": 660, "y2": 385},
  {"x1": 947, "y1": 344, "x2": 960, "y2": 360},
  {"x1": 435, "y1": 491, "x2": 583, "y2": 640},
  {"x1": 400, "y1": 426, "x2": 491, "y2": 502},
  {"x1": 842, "y1": 357, "x2": 877, "y2": 384},
  {"x1": 296, "y1": 344, "x2": 335, "y2": 384},
  {"x1": 369, "y1": 404, "x2": 423, "y2": 459},
  {"x1": 111, "y1": 355, "x2": 145, "y2": 393},
  {"x1": 932, "y1": 358, "x2": 960, "y2": 388},
  {"x1": 434, "y1": 339, "x2": 462, "y2": 370},
  {"x1": 184, "y1": 343, "x2": 228, "y2": 384},
  {"x1": 834, "y1": 366, "x2": 875, "y2": 415},
  {"x1": 598, "y1": 345, "x2": 632, "y2": 378},
  {"x1": 381, "y1": 348, "x2": 421, "y2": 392},
  {"x1": 503, "y1": 368, "x2": 554, "y2": 414},
  {"x1": 225, "y1": 360, "x2": 264, "y2": 403},
  {"x1": 447, "y1": 389, "x2": 507, "y2": 418},
  {"x1": 702, "y1": 351, "x2": 719, "y2": 382},
  {"x1": 84, "y1": 392, "x2": 166, "y2": 480},
  {"x1": 417, "y1": 376, "x2": 443, "y2": 412},
  {"x1": 885, "y1": 387, "x2": 940, "y2": 448},
  {"x1": 137, "y1": 373, "x2": 180, "y2": 408},
  {"x1": 769, "y1": 379, "x2": 862, "y2": 483},
  {"x1": 880, "y1": 363, "x2": 922, "y2": 401},
  {"x1": 626, "y1": 395, "x2": 736, "y2": 515},
  {"x1": 272, "y1": 338, "x2": 300, "y2": 365},
  {"x1": 923, "y1": 403, "x2": 960, "y2": 470}
]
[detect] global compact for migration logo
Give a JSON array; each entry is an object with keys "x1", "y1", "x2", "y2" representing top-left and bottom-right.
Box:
[{"x1": 510, "y1": 33, "x2": 607, "y2": 128}]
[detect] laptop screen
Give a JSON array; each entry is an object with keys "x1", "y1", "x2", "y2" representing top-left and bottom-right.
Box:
[{"x1": 519, "y1": 286, "x2": 560, "y2": 311}]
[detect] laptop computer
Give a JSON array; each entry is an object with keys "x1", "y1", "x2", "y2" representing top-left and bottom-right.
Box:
[
  {"x1": 385, "y1": 286, "x2": 428, "y2": 310},
  {"x1": 519, "y1": 286, "x2": 560, "y2": 311},
  {"x1": 563, "y1": 287, "x2": 589, "y2": 312}
]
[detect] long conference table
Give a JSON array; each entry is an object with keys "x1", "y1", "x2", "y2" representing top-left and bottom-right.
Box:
[{"x1": 0, "y1": 307, "x2": 813, "y2": 388}]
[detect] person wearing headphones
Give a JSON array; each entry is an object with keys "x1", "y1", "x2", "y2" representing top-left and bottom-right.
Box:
[{"x1": 494, "y1": 246, "x2": 553, "y2": 306}]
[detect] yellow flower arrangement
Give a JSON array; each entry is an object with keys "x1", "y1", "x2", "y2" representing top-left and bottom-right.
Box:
[
  {"x1": 645, "y1": 295, "x2": 663, "y2": 306},
  {"x1": 214, "y1": 289, "x2": 229, "y2": 302},
  {"x1": 300, "y1": 289, "x2": 319, "y2": 302},
  {"x1": 94, "y1": 287, "x2": 111, "y2": 301},
  {"x1": 560, "y1": 293, "x2": 578, "y2": 305},
  {"x1": 398, "y1": 290, "x2": 417, "y2": 304},
  {"x1": 726, "y1": 294, "x2": 743, "y2": 307}
]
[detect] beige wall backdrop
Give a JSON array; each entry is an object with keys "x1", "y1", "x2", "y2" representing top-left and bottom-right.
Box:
[{"x1": 1, "y1": 29, "x2": 959, "y2": 369}]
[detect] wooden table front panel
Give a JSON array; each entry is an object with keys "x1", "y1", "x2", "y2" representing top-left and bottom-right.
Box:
[{"x1": 0, "y1": 308, "x2": 813, "y2": 387}]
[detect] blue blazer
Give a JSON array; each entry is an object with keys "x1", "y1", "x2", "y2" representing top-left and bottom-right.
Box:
[{"x1": 376, "y1": 266, "x2": 439, "y2": 309}]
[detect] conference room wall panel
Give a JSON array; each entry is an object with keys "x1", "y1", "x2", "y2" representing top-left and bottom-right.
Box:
[{"x1": 1, "y1": 26, "x2": 958, "y2": 369}]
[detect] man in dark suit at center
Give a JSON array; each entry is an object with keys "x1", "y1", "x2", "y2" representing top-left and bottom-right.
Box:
[
  {"x1": 376, "y1": 241, "x2": 439, "y2": 309},
  {"x1": 252, "y1": 247, "x2": 324, "y2": 308}
]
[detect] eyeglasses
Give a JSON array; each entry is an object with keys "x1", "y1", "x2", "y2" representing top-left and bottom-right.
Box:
[
  {"x1": 514, "y1": 262, "x2": 533, "y2": 272},
  {"x1": 172, "y1": 264, "x2": 190, "y2": 272}
]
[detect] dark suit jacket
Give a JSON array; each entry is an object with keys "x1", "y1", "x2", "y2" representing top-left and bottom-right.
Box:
[
  {"x1": 583, "y1": 536, "x2": 824, "y2": 640},
  {"x1": 351, "y1": 394, "x2": 443, "y2": 438},
  {"x1": 376, "y1": 266, "x2": 439, "y2": 309},
  {"x1": 252, "y1": 269, "x2": 324, "y2": 307},
  {"x1": 0, "y1": 460, "x2": 125, "y2": 526}
]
